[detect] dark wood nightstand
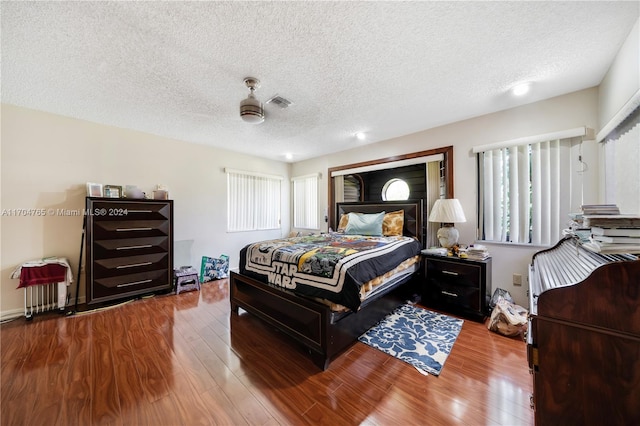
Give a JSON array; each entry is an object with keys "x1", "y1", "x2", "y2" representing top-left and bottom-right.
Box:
[{"x1": 422, "y1": 254, "x2": 492, "y2": 322}]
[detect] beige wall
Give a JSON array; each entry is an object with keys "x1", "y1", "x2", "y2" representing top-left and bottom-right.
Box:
[
  {"x1": 1, "y1": 104, "x2": 290, "y2": 319},
  {"x1": 292, "y1": 88, "x2": 601, "y2": 307}
]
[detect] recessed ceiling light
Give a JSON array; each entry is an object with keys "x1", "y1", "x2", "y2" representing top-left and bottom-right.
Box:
[
  {"x1": 511, "y1": 82, "x2": 531, "y2": 96},
  {"x1": 355, "y1": 132, "x2": 366, "y2": 141},
  {"x1": 285, "y1": 153, "x2": 293, "y2": 160}
]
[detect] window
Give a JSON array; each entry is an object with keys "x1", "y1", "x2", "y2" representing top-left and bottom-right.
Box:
[
  {"x1": 382, "y1": 178, "x2": 410, "y2": 201},
  {"x1": 475, "y1": 130, "x2": 583, "y2": 245},
  {"x1": 292, "y1": 173, "x2": 319, "y2": 229},
  {"x1": 226, "y1": 169, "x2": 281, "y2": 232}
]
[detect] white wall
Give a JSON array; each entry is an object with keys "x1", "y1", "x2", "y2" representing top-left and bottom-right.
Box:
[
  {"x1": 598, "y1": 18, "x2": 640, "y2": 130},
  {"x1": 0, "y1": 104, "x2": 290, "y2": 319},
  {"x1": 292, "y1": 88, "x2": 601, "y2": 307}
]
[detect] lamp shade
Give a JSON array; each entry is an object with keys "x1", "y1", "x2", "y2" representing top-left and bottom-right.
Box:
[{"x1": 428, "y1": 198, "x2": 466, "y2": 224}]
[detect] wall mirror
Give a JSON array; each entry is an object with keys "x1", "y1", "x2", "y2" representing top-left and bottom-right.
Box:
[{"x1": 328, "y1": 146, "x2": 454, "y2": 247}]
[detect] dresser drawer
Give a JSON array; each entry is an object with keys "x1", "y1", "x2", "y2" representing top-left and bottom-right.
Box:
[
  {"x1": 92, "y1": 220, "x2": 170, "y2": 240},
  {"x1": 93, "y1": 236, "x2": 170, "y2": 259},
  {"x1": 93, "y1": 253, "x2": 169, "y2": 278},
  {"x1": 91, "y1": 269, "x2": 170, "y2": 302},
  {"x1": 426, "y1": 258, "x2": 482, "y2": 288},
  {"x1": 90, "y1": 200, "x2": 171, "y2": 221},
  {"x1": 428, "y1": 279, "x2": 481, "y2": 311}
]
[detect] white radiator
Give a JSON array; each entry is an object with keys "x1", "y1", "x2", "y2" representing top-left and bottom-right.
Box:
[{"x1": 24, "y1": 283, "x2": 66, "y2": 320}]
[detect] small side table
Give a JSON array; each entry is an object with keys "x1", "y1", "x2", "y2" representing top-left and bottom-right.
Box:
[
  {"x1": 422, "y1": 254, "x2": 492, "y2": 322},
  {"x1": 174, "y1": 267, "x2": 200, "y2": 295}
]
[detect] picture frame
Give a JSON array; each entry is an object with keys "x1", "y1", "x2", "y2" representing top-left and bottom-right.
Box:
[
  {"x1": 104, "y1": 185, "x2": 122, "y2": 198},
  {"x1": 86, "y1": 182, "x2": 103, "y2": 197}
]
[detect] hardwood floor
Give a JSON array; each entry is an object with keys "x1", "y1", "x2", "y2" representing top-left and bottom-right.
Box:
[{"x1": 1, "y1": 279, "x2": 533, "y2": 425}]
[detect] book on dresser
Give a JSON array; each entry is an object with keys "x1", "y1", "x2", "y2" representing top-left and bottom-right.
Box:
[{"x1": 85, "y1": 197, "x2": 174, "y2": 305}]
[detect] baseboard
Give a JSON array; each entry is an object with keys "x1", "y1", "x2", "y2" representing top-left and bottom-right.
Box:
[
  {"x1": 0, "y1": 308, "x2": 24, "y2": 322},
  {"x1": 1, "y1": 295, "x2": 86, "y2": 322}
]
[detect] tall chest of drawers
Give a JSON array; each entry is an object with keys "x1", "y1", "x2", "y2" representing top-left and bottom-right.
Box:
[{"x1": 85, "y1": 197, "x2": 173, "y2": 305}]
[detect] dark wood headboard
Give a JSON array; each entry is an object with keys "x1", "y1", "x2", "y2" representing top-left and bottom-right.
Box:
[{"x1": 336, "y1": 200, "x2": 424, "y2": 248}]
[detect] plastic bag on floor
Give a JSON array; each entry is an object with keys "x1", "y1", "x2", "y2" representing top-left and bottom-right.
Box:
[
  {"x1": 488, "y1": 299, "x2": 528, "y2": 337},
  {"x1": 489, "y1": 287, "x2": 514, "y2": 309}
]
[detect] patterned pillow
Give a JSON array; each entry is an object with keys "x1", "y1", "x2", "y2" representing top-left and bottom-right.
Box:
[
  {"x1": 338, "y1": 213, "x2": 350, "y2": 232},
  {"x1": 383, "y1": 210, "x2": 404, "y2": 236}
]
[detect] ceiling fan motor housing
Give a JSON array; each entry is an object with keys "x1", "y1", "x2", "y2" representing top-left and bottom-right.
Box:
[{"x1": 240, "y1": 77, "x2": 265, "y2": 124}]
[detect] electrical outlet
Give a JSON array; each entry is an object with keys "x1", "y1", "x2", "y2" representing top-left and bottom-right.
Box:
[{"x1": 513, "y1": 273, "x2": 522, "y2": 286}]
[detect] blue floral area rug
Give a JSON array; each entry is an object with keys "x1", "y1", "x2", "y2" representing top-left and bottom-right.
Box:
[{"x1": 358, "y1": 303, "x2": 463, "y2": 376}]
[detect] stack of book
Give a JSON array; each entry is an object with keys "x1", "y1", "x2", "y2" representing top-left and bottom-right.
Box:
[
  {"x1": 583, "y1": 222, "x2": 640, "y2": 254},
  {"x1": 465, "y1": 244, "x2": 490, "y2": 260},
  {"x1": 581, "y1": 204, "x2": 620, "y2": 215}
]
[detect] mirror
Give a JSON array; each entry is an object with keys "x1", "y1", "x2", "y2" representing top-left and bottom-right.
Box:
[{"x1": 328, "y1": 146, "x2": 454, "y2": 246}]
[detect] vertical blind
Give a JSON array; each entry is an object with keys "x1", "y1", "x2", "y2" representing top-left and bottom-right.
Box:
[
  {"x1": 602, "y1": 105, "x2": 640, "y2": 214},
  {"x1": 292, "y1": 173, "x2": 319, "y2": 229},
  {"x1": 477, "y1": 138, "x2": 571, "y2": 245},
  {"x1": 226, "y1": 169, "x2": 281, "y2": 232}
]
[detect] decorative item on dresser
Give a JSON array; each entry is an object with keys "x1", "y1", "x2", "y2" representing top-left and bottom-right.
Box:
[
  {"x1": 422, "y1": 253, "x2": 491, "y2": 322},
  {"x1": 85, "y1": 197, "x2": 173, "y2": 305},
  {"x1": 527, "y1": 236, "x2": 640, "y2": 425}
]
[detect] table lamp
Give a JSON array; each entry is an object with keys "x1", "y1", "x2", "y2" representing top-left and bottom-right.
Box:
[{"x1": 428, "y1": 198, "x2": 467, "y2": 248}]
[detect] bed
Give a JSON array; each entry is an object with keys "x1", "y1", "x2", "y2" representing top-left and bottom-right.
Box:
[{"x1": 230, "y1": 200, "x2": 424, "y2": 370}]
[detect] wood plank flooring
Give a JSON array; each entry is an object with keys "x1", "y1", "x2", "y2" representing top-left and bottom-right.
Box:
[{"x1": 1, "y1": 279, "x2": 533, "y2": 425}]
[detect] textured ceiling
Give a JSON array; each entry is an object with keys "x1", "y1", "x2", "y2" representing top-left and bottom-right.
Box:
[{"x1": 2, "y1": 1, "x2": 638, "y2": 162}]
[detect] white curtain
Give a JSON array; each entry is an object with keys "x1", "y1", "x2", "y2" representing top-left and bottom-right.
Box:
[
  {"x1": 479, "y1": 139, "x2": 570, "y2": 245},
  {"x1": 293, "y1": 174, "x2": 319, "y2": 229},
  {"x1": 227, "y1": 170, "x2": 281, "y2": 232}
]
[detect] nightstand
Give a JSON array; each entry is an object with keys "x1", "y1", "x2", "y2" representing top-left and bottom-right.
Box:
[{"x1": 422, "y1": 254, "x2": 492, "y2": 322}]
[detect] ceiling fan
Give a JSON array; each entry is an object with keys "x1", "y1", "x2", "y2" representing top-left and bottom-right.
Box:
[{"x1": 240, "y1": 77, "x2": 292, "y2": 124}]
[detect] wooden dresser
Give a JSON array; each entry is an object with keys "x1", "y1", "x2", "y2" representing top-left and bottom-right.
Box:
[
  {"x1": 527, "y1": 237, "x2": 640, "y2": 425},
  {"x1": 85, "y1": 197, "x2": 173, "y2": 305}
]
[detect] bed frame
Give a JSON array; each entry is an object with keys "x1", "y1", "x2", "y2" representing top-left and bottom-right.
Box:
[{"x1": 230, "y1": 200, "x2": 424, "y2": 370}]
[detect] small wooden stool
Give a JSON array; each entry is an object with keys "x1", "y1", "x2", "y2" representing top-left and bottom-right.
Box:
[{"x1": 174, "y1": 267, "x2": 200, "y2": 294}]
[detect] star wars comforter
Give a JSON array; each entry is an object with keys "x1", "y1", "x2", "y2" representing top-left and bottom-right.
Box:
[{"x1": 239, "y1": 233, "x2": 421, "y2": 311}]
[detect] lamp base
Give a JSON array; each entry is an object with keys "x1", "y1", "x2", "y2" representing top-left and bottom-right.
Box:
[{"x1": 437, "y1": 225, "x2": 459, "y2": 248}]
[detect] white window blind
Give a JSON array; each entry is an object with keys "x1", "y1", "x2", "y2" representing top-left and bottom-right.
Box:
[
  {"x1": 292, "y1": 173, "x2": 319, "y2": 229},
  {"x1": 477, "y1": 138, "x2": 571, "y2": 245},
  {"x1": 602, "y1": 105, "x2": 640, "y2": 214},
  {"x1": 226, "y1": 169, "x2": 281, "y2": 232}
]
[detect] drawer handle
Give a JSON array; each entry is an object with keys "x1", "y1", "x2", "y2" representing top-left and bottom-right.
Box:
[
  {"x1": 127, "y1": 210, "x2": 153, "y2": 213},
  {"x1": 116, "y1": 227, "x2": 153, "y2": 232},
  {"x1": 116, "y1": 262, "x2": 153, "y2": 269},
  {"x1": 441, "y1": 290, "x2": 458, "y2": 297},
  {"x1": 117, "y1": 279, "x2": 152, "y2": 288},
  {"x1": 442, "y1": 270, "x2": 459, "y2": 276},
  {"x1": 116, "y1": 244, "x2": 153, "y2": 250}
]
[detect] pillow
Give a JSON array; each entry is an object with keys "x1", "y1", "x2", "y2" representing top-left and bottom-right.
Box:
[
  {"x1": 382, "y1": 210, "x2": 404, "y2": 236},
  {"x1": 338, "y1": 213, "x2": 350, "y2": 232},
  {"x1": 344, "y1": 211, "x2": 385, "y2": 236}
]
